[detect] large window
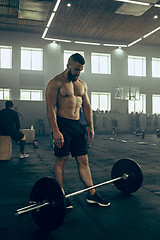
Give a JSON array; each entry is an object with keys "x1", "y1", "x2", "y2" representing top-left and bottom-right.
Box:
[
  {"x1": 64, "y1": 50, "x2": 84, "y2": 72},
  {"x1": 20, "y1": 89, "x2": 43, "y2": 101},
  {"x1": 128, "y1": 55, "x2": 146, "y2": 77},
  {"x1": 0, "y1": 88, "x2": 10, "y2": 100},
  {"x1": 91, "y1": 92, "x2": 111, "y2": 111},
  {"x1": 21, "y1": 47, "x2": 43, "y2": 71},
  {"x1": 91, "y1": 53, "x2": 111, "y2": 74},
  {"x1": 128, "y1": 94, "x2": 146, "y2": 113},
  {"x1": 152, "y1": 94, "x2": 160, "y2": 114},
  {"x1": 152, "y1": 58, "x2": 160, "y2": 78},
  {"x1": 0, "y1": 46, "x2": 12, "y2": 69}
]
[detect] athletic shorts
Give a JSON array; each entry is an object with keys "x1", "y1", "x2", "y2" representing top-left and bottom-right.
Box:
[
  {"x1": 53, "y1": 117, "x2": 88, "y2": 157},
  {"x1": 1, "y1": 129, "x2": 24, "y2": 142}
]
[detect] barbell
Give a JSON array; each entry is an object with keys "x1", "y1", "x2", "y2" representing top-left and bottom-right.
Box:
[{"x1": 15, "y1": 158, "x2": 143, "y2": 231}]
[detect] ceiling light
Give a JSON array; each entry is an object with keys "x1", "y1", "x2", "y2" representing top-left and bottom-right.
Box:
[
  {"x1": 143, "y1": 27, "x2": 160, "y2": 38},
  {"x1": 154, "y1": 4, "x2": 160, "y2": 8},
  {"x1": 47, "y1": 12, "x2": 55, "y2": 28},
  {"x1": 67, "y1": 3, "x2": 71, "y2": 7},
  {"x1": 42, "y1": 28, "x2": 48, "y2": 39},
  {"x1": 103, "y1": 43, "x2": 127, "y2": 47},
  {"x1": 115, "y1": 0, "x2": 150, "y2": 6},
  {"x1": 128, "y1": 38, "x2": 142, "y2": 47},
  {"x1": 74, "y1": 41, "x2": 100, "y2": 46},
  {"x1": 44, "y1": 38, "x2": 71, "y2": 43},
  {"x1": 154, "y1": 15, "x2": 158, "y2": 19},
  {"x1": 53, "y1": 0, "x2": 62, "y2": 12}
]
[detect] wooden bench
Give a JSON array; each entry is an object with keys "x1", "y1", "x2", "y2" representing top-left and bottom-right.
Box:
[{"x1": 0, "y1": 135, "x2": 12, "y2": 160}]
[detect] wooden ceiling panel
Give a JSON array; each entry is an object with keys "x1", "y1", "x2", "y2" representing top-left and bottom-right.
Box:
[{"x1": 0, "y1": 0, "x2": 160, "y2": 46}]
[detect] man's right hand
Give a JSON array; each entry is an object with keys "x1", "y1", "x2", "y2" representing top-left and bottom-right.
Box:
[{"x1": 53, "y1": 130, "x2": 64, "y2": 148}]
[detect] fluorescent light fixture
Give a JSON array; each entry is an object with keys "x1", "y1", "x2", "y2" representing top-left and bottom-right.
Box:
[
  {"x1": 44, "y1": 38, "x2": 71, "y2": 43},
  {"x1": 128, "y1": 38, "x2": 142, "y2": 47},
  {"x1": 42, "y1": 28, "x2": 49, "y2": 39},
  {"x1": 103, "y1": 43, "x2": 127, "y2": 47},
  {"x1": 115, "y1": 0, "x2": 150, "y2": 6},
  {"x1": 54, "y1": 0, "x2": 62, "y2": 12},
  {"x1": 143, "y1": 27, "x2": 160, "y2": 38},
  {"x1": 154, "y1": 4, "x2": 160, "y2": 8},
  {"x1": 47, "y1": 12, "x2": 56, "y2": 28},
  {"x1": 74, "y1": 41, "x2": 100, "y2": 46}
]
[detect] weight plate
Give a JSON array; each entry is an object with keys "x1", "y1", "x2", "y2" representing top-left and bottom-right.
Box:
[
  {"x1": 30, "y1": 177, "x2": 66, "y2": 231},
  {"x1": 111, "y1": 158, "x2": 143, "y2": 194}
]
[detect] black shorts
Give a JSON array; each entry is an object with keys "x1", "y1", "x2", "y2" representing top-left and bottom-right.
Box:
[
  {"x1": 53, "y1": 117, "x2": 88, "y2": 157},
  {"x1": 1, "y1": 129, "x2": 24, "y2": 142}
]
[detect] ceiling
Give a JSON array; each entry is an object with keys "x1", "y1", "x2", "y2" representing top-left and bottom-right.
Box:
[{"x1": 1, "y1": 0, "x2": 160, "y2": 47}]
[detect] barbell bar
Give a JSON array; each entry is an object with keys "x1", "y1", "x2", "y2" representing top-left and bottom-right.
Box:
[{"x1": 15, "y1": 158, "x2": 143, "y2": 231}]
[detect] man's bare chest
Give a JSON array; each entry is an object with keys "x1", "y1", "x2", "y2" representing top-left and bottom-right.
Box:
[{"x1": 59, "y1": 82, "x2": 85, "y2": 97}]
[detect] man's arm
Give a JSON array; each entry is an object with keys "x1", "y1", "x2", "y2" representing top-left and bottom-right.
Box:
[
  {"x1": 82, "y1": 82, "x2": 94, "y2": 143},
  {"x1": 14, "y1": 111, "x2": 20, "y2": 130},
  {"x1": 45, "y1": 78, "x2": 64, "y2": 148}
]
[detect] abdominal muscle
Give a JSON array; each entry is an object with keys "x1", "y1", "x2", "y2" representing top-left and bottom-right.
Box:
[{"x1": 57, "y1": 95, "x2": 82, "y2": 120}]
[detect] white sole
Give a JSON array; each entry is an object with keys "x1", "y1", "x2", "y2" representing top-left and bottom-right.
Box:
[{"x1": 87, "y1": 199, "x2": 111, "y2": 207}]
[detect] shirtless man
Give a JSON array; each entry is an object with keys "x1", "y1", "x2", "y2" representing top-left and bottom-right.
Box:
[{"x1": 46, "y1": 53, "x2": 110, "y2": 208}]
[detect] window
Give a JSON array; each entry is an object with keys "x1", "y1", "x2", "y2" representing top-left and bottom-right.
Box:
[
  {"x1": 20, "y1": 89, "x2": 43, "y2": 101},
  {"x1": 0, "y1": 88, "x2": 10, "y2": 100},
  {"x1": 0, "y1": 46, "x2": 12, "y2": 69},
  {"x1": 152, "y1": 94, "x2": 160, "y2": 114},
  {"x1": 152, "y1": 58, "x2": 160, "y2": 78},
  {"x1": 128, "y1": 55, "x2": 146, "y2": 77},
  {"x1": 91, "y1": 53, "x2": 111, "y2": 74},
  {"x1": 64, "y1": 50, "x2": 84, "y2": 72},
  {"x1": 128, "y1": 94, "x2": 146, "y2": 113},
  {"x1": 21, "y1": 47, "x2": 43, "y2": 71},
  {"x1": 91, "y1": 92, "x2": 111, "y2": 111}
]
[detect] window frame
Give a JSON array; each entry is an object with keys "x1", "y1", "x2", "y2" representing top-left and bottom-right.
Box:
[
  {"x1": 20, "y1": 89, "x2": 43, "y2": 101},
  {"x1": 91, "y1": 52, "x2": 111, "y2": 74},
  {"x1": 21, "y1": 47, "x2": 43, "y2": 71},
  {"x1": 128, "y1": 55, "x2": 146, "y2": 77},
  {"x1": 152, "y1": 58, "x2": 160, "y2": 78},
  {"x1": 0, "y1": 45, "x2": 12, "y2": 69},
  {"x1": 0, "y1": 88, "x2": 11, "y2": 100},
  {"x1": 91, "y1": 92, "x2": 111, "y2": 111},
  {"x1": 128, "y1": 94, "x2": 146, "y2": 113}
]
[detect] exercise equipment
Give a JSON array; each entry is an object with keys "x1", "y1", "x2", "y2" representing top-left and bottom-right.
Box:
[{"x1": 15, "y1": 158, "x2": 143, "y2": 231}]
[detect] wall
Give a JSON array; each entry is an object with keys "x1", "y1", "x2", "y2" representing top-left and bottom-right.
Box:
[{"x1": 0, "y1": 30, "x2": 160, "y2": 134}]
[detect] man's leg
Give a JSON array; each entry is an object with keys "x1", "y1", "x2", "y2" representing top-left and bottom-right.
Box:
[
  {"x1": 54, "y1": 156, "x2": 68, "y2": 192},
  {"x1": 19, "y1": 136, "x2": 26, "y2": 154},
  {"x1": 76, "y1": 155, "x2": 110, "y2": 207},
  {"x1": 75, "y1": 155, "x2": 95, "y2": 195}
]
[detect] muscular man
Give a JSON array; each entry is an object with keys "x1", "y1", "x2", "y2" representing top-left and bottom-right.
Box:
[
  {"x1": 46, "y1": 53, "x2": 110, "y2": 208},
  {"x1": 0, "y1": 100, "x2": 29, "y2": 159}
]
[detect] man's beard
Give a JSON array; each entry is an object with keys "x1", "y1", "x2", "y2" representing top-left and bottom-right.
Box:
[{"x1": 68, "y1": 69, "x2": 78, "y2": 82}]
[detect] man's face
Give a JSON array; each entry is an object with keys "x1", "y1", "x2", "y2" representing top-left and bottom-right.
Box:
[{"x1": 68, "y1": 62, "x2": 84, "y2": 82}]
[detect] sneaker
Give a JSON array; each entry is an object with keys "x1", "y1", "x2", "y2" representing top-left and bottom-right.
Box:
[
  {"x1": 19, "y1": 153, "x2": 29, "y2": 159},
  {"x1": 87, "y1": 192, "x2": 110, "y2": 207},
  {"x1": 65, "y1": 197, "x2": 73, "y2": 209}
]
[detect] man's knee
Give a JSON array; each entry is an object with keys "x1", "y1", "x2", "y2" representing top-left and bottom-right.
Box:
[{"x1": 55, "y1": 156, "x2": 68, "y2": 167}]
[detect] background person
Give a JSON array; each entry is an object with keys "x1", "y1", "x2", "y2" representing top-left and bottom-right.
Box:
[{"x1": 0, "y1": 100, "x2": 29, "y2": 159}]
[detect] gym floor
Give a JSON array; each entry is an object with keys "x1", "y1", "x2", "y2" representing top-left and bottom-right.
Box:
[{"x1": 0, "y1": 133, "x2": 160, "y2": 240}]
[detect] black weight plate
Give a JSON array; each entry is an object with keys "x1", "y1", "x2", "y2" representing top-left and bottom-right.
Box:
[
  {"x1": 30, "y1": 177, "x2": 66, "y2": 231},
  {"x1": 111, "y1": 158, "x2": 143, "y2": 194}
]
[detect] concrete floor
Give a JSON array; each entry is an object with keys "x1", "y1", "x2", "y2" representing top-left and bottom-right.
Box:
[{"x1": 0, "y1": 133, "x2": 160, "y2": 240}]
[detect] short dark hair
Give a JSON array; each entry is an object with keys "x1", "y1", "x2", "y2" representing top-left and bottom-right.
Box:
[
  {"x1": 5, "y1": 100, "x2": 14, "y2": 109},
  {"x1": 68, "y1": 53, "x2": 85, "y2": 66}
]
